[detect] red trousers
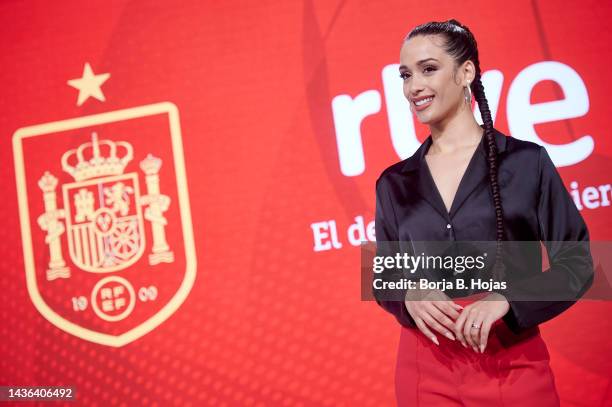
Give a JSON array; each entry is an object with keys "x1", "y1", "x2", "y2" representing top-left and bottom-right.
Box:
[{"x1": 395, "y1": 298, "x2": 561, "y2": 406}]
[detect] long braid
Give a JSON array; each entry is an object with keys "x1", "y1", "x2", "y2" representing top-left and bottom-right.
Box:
[
  {"x1": 406, "y1": 19, "x2": 507, "y2": 280},
  {"x1": 473, "y1": 77, "x2": 507, "y2": 279}
]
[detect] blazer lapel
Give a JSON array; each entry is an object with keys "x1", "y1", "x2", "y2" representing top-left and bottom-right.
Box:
[
  {"x1": 415, "y1": 155, "x2": 452, "y2": 220},
  {"x1": 447, "y1": 140, "x2": 488, "y2": 218}
]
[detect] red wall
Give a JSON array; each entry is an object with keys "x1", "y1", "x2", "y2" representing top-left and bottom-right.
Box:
[{"x1": 1, "y1": 1, "x2": 610, "y2": 406}]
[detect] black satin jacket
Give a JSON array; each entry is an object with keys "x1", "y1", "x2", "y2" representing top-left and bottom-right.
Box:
[{"x1": 374, "y1": 125, "x2": 594, "y2": 334}]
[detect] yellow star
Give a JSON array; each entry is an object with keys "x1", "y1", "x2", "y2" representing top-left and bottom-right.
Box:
[{"x1": 67, "y1": 63, "x2": 111, "y2": 106}]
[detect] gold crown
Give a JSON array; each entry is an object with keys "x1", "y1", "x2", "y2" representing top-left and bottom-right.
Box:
[
  {"x1": 61, "y1": 132, "x2": 133, "y2": 181},
  {"x1": 38, "y1": 171, "x2": 59, "y2": 192},
  {"x1": 140, "y1": 153, "x2": 162, "y2": 175}
]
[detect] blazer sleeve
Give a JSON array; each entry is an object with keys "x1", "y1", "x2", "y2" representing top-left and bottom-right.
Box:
[
  {"x1": 501, "y1": 146, "x2": 594, "y2": 334},
  {"x1": 373, "y1": 176, "x2": 417, "y2": 329}
]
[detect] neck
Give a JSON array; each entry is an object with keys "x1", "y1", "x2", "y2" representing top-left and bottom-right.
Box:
[{"x1": 428, "y1": 105, "x2": 484, "y2": 155}]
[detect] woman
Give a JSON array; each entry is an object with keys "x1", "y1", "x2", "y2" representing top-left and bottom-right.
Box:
[{"x1": 373, "y1": 19, "x2": 594, "y2": 406}]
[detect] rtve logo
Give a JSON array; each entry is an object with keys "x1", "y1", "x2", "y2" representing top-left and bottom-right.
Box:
[{"x1": 331, "y1": 61, "x2": 594, "y2": 177}]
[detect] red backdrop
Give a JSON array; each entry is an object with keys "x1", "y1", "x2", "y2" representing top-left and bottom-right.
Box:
[{"x1": 1, "y1": 1, "x2": 611, "y2": 406}]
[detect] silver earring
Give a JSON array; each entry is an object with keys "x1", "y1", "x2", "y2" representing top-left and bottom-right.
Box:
[{"x1": 464, "y1": 81, "x2": 472, "y2": 104}]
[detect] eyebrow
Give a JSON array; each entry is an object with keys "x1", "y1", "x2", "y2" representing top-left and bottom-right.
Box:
[{"x1": 399, "y1": 58, "x2": 439, "y2": 70}]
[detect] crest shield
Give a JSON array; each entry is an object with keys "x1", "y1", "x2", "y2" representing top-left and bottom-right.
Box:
[
  {"x1": 13, "y1": 102, "x2": 196, "y2": 347},
  {"x1": 62, "y1": 173, "x2": 145, "y2": 272}
]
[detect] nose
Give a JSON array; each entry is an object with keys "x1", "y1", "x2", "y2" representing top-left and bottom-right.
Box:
[{"x1": 406, "y1": 75, "x2": 425, "y2": 99}]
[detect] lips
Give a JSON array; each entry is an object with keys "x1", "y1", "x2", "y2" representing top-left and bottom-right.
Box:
[{"x1": 412, "y1": 95, "x2": 434, "y2": 111}]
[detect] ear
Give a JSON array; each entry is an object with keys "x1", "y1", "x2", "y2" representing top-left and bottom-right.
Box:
[{"x1": 461, "y1": 60, "x2": 476, "y2": 85}]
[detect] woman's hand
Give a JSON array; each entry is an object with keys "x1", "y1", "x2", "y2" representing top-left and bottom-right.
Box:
[
  {"x1": 404, "y1": 288, "x2": 464, "y2": 346},
  {"x1": 454, "y1": 292, "x2": 510, "y2": 353}
]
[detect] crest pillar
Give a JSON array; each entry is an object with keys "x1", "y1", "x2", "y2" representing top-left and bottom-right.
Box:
[
  {"x1": 37, "y1": 171, "x2": 70, "y2": 280},
  {"x1": 140, "y1": 154, "x2": 174, "y2": 265}
]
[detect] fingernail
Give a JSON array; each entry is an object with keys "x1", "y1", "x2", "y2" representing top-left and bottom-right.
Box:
[
  {"x1": 446, "y1": 333, "x2": 455, "y2": 340},
  {"x1": 431, "y1": 336, "x2": 439, "y2": 346},
  {"x1": 480, "y1": 345, "x2": 485, "y2": 353},
  {"x1": 461, "y1": 341, "x2": 467, "y2": 348},
  {"x1": 472, "y1": 346, "x2": 478, "y2": 353}
]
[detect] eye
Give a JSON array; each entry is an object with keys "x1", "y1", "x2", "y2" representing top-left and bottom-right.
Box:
[{"x1": 399, "y1": 66, "x2": 437, "y2": 81}]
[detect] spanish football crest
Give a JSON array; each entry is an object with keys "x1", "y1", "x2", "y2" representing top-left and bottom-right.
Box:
[{"x1": 13, "y1": 102, "x2": 196, "y2": 347}]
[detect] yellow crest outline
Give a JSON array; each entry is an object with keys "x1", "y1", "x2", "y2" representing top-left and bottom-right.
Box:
[{"x1": 13, "y1": 102, "x2": 197, "y2": 347}]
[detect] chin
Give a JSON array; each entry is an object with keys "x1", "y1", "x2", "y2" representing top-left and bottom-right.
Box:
[{"x1": 415, "y1": 112, "x2": 436, "y2": 125}]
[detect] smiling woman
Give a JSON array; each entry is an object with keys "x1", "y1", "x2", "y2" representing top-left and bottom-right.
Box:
[{"x1": 373, "y1": 18, "x2": 593, "y2": 407}]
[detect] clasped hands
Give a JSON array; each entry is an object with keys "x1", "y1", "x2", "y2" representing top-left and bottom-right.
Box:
[{"x1": 404, "y1": 288, "x2": 509, "y2": 353}]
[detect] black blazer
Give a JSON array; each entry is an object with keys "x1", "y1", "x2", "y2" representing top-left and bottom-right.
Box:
[{"x1": 374, "y1": 125, "x2": 594, "y2": 334}]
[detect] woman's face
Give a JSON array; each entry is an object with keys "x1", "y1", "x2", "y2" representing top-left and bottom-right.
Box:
[{"x1": 399, "y1": 35, "x2": 464, "y2": 125}]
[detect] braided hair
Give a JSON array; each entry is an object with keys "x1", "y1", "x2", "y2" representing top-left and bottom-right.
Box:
[{"x1": 405, "y1": 19, "x2": 507, "y2": 280}]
